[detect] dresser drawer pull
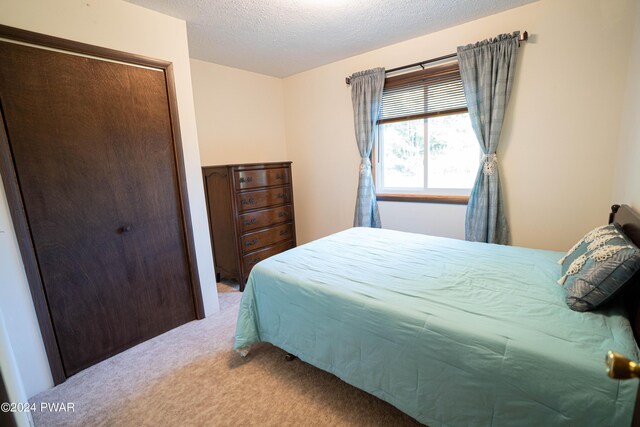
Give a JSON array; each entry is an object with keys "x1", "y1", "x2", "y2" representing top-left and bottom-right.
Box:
[
  {"x1": 247, "y1": 258, "x2": 261, "y2": 266},
  {"x1": 244, "y1": 218, "x2": 257, "y2": 226},
  {"x1": 279, "y1": 230, "x2": 289, "y2": 236},
  {"x1": 241, "y1": 197, "x2": 255, "y2": 205},
  {"x1": 275, "y1": 173, "x2": 285, "y2": 180},
  {"x1": 278, "y1": 211, "x2": 288, "y2": 218},
  {"x1": 245, "y1": 238, "x2": 258, "y2": 247},
  {"x1": 276, "y1": 193, "x2": 286, "y2": 200},
  {"x1": 239, "y1": 176, "x2": 253, "y2": 183}
]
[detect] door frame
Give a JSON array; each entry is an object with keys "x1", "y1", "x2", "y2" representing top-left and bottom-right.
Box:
[{"x1": 0, "y1": 24, "x2": 206, "y2": 385}]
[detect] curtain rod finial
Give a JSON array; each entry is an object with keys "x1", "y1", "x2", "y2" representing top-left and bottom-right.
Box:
[
  {"x1": 345, "y1": 77, "x2": 351, "y2": 85},
  {"x1": 519, "y1": 31, "x2": 528, "y2": 42}
]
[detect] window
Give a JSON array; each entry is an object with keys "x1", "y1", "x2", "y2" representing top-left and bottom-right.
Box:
[{"x1": 375, "y1": 63, "x2": 479, "y2": 203}]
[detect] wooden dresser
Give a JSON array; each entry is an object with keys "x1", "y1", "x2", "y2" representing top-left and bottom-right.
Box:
[{"x1": 203, "y1": 162, "x2": 296, "y2": 291}]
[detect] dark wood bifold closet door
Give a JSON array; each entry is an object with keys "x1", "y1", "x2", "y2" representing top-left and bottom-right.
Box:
[{"x1": 0, "y1": 41, "x2": 197, "y2": 376}]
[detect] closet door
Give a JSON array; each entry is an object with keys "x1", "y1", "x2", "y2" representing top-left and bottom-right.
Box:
[{"x1": 0, "y1": 41, "x2": 197, "y2": 376}]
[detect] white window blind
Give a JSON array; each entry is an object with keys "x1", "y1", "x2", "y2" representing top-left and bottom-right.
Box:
[{"x1": 379, "y1": 62, "x2": 467, "y2": 124}]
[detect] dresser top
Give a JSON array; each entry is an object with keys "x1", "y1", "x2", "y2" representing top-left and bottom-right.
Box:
[{"x1": 202, "y1": 161, "x2": 292, "y2": 171}]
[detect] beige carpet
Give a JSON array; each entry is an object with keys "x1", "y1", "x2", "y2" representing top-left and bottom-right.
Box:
[{"x1": 30, "y1": 283, "x2": 422, "y2": 426}]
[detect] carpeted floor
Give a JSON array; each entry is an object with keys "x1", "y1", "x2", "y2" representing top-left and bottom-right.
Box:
[{"x1": 30, "y1": 283, "x2": 421, "y2": 426}]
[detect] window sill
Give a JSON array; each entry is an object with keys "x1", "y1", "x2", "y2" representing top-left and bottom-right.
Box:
[{"x1": 376, "y1": 193, "x2": 469, "y2": 205}]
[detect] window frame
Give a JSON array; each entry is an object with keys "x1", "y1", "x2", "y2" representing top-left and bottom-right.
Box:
[{"x1": 373, "y1": 62, "x2": 475, "y2": 205}]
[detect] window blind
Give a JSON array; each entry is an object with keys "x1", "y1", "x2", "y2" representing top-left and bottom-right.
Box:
[{"x1": 378, "y1": 62, "x2": 467, "y2": 124}]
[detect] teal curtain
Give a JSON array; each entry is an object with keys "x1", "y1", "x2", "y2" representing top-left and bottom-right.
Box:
[
  {"x1": 457, "y1": 32, "x2": 519, "y2": 244},
  {"x1": 350, "y1": 67, "x2": 385, "y2": 228}
]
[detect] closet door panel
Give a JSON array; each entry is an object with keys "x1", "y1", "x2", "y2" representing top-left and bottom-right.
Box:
[{"x1": 0, "y1": 41, "x2": 196, "y2": 376}]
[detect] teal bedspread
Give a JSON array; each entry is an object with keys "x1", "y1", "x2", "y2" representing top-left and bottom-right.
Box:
[{"x1": 234, "y1": 228, "x2": 639, "y2": 426}]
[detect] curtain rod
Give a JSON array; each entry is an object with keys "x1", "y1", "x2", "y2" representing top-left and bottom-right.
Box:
[{"x1": 345, "y1": 31, "x2": 528, "y2": 85}]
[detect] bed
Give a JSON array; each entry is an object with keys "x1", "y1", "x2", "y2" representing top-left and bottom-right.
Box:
[{"x1": 234, "y1": 205, "x2": 640, "y2": 426}]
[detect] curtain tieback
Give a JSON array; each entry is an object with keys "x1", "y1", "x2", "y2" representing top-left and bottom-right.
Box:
[
  {"x1": 359, "y1": 157, "x2": 372, "y2": 175},
  {"x1": 482, "y1": 153, "x2": 498, "y2": 176}
]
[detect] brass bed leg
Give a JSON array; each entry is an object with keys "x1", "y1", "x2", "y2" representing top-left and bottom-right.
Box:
[{"x1": 285, "y1": 353, "x2": 297, "y2": 362}]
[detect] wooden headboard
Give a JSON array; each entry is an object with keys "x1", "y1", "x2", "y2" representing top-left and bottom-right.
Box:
[
  {"x1": 609, "y1": 204, "x2": 640, "y2": 343},
  {"x1": 611, "y1": 205, "x2": 640, "y2": 247}
]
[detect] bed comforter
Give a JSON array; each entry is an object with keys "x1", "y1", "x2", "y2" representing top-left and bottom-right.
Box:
[{"x1": 234, "y1": 227, "x2": 639, "y2": 426}]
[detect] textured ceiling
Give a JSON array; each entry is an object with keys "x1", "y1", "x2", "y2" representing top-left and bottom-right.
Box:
[{"x1": 126, "y1": 0, "x2": 536, "y2": 77}]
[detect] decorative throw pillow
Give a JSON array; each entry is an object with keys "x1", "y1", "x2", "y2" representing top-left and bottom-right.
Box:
[
  {"x1": 559, "y1": 225, "x2": 640, "y2": 312},
  {"x1": 558, "y1": 223, "x2": 619, "y2": 275}
]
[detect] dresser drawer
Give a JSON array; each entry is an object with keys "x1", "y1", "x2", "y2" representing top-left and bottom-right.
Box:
[
  {"x1": 241, "y1": 222, "x2": 293, "y2": 254},
  {"x1": 237, "y1": 186, "x2": 291, "y2": 212},
  {"x1": 235, "y1": 167, "x2": 290, "y2": 190},
  {"x1": 238, "y1": 204, "x2": 293, "y2": 233},
  {"x1": 242, "y1": 240, "x2": 295, "y2": 275}
]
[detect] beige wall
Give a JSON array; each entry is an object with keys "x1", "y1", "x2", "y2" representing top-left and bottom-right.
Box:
[
  {"x1": 612, "y1": 2, "x2": 640, "y2": 210},
  {"x1": 0, "y1": 310, "x2": 31, "y2": 427},
  {"x1": 0, "y1": 0, "x2": 219, "y2": 399},
  {"x1": 283, "y1": 0, "x2": 635, "y2": 250},
  {"x1": 191, "y1": 58, "x2": 287, "y2": 166}
]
